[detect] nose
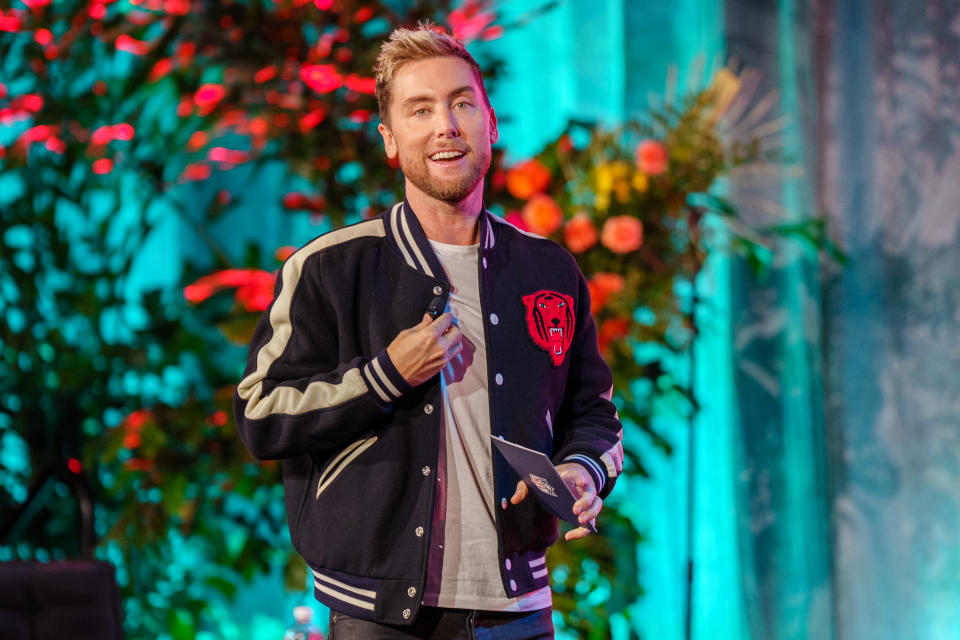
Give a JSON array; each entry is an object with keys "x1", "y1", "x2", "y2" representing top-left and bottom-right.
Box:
[{"x1": 435, "y1": 106, "x2": 460, "y2": 138}]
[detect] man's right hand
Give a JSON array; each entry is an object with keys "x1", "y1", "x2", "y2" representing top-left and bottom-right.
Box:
[{"x1": 386, "y1": 312, "x2": 462, "y2": 387}]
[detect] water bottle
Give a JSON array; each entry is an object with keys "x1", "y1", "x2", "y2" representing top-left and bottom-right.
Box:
[{"x1": 283, "y1": 606, "x2": 323, "y2": 640}]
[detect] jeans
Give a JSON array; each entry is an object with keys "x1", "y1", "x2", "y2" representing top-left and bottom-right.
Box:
[{"x1": 328, "y1": 607, "x2": 554, "y2": 640}]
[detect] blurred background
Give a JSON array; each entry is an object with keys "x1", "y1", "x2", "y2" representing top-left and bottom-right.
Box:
[{"x1": 1, "y1": 0, "x2": 959, "y2": 638}]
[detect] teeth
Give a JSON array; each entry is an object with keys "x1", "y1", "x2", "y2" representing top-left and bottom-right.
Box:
[
  {"x1": 431, "y1": 151, "x2": 464, "y2": 160},
  {"x1": 550, "y1": 328, "x2": 562, "y2": 337}
]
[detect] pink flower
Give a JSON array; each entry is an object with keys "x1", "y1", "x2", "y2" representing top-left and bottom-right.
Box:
[
  {"x1": 634, "y1": 139, "x2": 668, "y2": 176},
  {"x1": 600, "y1": 216, "x2": 643, "y2": 254},
  {"x1": 300, "y1": 64, "x2": 342, "y2": 94}
]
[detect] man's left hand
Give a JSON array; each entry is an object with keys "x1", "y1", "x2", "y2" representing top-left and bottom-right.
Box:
[{"x1": 509, "y1": 462, "x2": 602, "y2": 540}]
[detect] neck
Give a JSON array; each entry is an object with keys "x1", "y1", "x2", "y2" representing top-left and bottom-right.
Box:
[{"x1": 405, "y1": 181, "x2": 484, "y2": 245}]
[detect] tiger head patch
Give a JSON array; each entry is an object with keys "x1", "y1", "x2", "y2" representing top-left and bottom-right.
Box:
[{"x1": 522, "y1": 290, "x2": 575, "y2": 367}]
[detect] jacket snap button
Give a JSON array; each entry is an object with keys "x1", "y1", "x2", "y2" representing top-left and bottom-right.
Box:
[
  {"x1": 482, "y1": 257, "x2": 488, "y2": 268},
  {"x1": 415, "y1": 526, "x2": 424, "y2": 537},
  {"x1": 422, "y1": 466, "x2": 431, "y2": 476},
  {"x1": 402, "y1": 608, "x2": 411, "y2": 620},
  {"x1": 509, "y1": 579, "x2": 517, "y2": 592},
  {"x1": 495, "y1": 373, "x2": 503, "y2": 386},
  {"x1": 505, "y1": 559, "x2": 512, "y2": 570},
  {"x1": 408, "y1": 586, "x2": 417, "y2": 597},
  {"x1": 490, "y1": 313, "x2": 499, "y2": 325},
  {"x1": 424, "y1": 404, "x2": 434, "y2": 414},
  {"x1": 432, "y1": 285, "x2": 442, "y2": 295},
  {"x1": 501, "y1": 498, "x2": 508, "y2": 510}
]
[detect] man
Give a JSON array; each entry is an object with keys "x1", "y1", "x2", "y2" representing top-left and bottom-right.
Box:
[{"x1": 235, "y1": 23, "x2": 623, "y2": 639}]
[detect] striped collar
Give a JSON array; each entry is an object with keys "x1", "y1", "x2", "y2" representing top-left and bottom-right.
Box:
[{"x1": 383, "y1": 200, "x2": 495, "y2": 279}]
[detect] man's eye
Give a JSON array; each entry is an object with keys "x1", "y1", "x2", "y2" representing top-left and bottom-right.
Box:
[
  {"x1": 413, "y1": 108, "x2": 428, "y2": 116},
  {"x1": 454, "y1": 101, "x2": 471, "y2": 109}
]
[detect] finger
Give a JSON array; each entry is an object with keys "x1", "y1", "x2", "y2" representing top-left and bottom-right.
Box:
[
  {"x1": 419, "y1": 313, "x2": 433, "y2": 326},
  {"x1": 577, "y1": 496, "x2": 602, "y2": 524},
  {"x1": 571, "y1": 484, "x2": 596, "y2": 515},
  {"x1": 430, "y1": 312, "x2": 454, "y2": 335},
  {"x1": 564, "y1": 526, "x2": 592, "y2": 541},
  {"x1": 510, "y1": 480, "x2": 528, "y2": 504}
]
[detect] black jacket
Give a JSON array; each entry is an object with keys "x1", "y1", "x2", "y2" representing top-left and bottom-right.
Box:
[{"x1": 234, "y1": 201, "x2": 623, "y2": 625}]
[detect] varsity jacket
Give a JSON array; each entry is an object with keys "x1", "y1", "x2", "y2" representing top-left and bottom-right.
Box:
[{"x1": 234, "y1": 200, "x2": 623, "y2": 625}]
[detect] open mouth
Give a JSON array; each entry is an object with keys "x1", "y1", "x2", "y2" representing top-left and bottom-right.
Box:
[
  {"x1": 549, "y1": 327, "x2": 563, "y2": 354},
  {"x1": 429, "y1": 150, "x2": 466, "y2": 162}
]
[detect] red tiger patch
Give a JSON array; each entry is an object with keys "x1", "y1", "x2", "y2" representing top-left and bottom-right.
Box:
[{"x1": 522, "y1": 290, "x2": 575, "y2": 367}]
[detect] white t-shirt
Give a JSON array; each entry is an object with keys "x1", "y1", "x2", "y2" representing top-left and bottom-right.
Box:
[{"x1": 422, "y1": 239, "x2": 551, "y2": 612}]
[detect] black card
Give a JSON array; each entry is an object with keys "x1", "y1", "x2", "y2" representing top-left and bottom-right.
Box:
[{"x1": 490, "y1": 436, "x2": 597, "y2": 534}]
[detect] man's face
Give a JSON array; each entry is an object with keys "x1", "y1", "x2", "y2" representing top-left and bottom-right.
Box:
[{"x1": 378, "y1": 56, "x2": 498, "y2": 204}]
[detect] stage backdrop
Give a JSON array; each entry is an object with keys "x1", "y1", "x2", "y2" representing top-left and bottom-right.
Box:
[{"x1": 123, "y1": 0, "x2": 960, "y2": 637}]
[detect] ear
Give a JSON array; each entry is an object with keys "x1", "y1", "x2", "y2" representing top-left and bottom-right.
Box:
[
  {"x1": 488, "y1": 107, "x2": 499, "y2": 145},
  {"x1": 378, "y1": 122, "x2": 398, "y2": 160}
]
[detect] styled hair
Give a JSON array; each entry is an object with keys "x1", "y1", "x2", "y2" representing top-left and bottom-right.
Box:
[{"x1": 374, "y1": 21, "x2": 489, "y2": 127}]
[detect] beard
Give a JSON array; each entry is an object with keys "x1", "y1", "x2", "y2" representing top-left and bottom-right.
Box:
[{"x1": 398, "y1": 144, "x2": 491, "y2": 203}]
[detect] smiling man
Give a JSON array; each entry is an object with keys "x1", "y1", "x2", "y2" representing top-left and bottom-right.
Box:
[{"x1": 234, "y1": 23, "x2": 623, "y2": 640}]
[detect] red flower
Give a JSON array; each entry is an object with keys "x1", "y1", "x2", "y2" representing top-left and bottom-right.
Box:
[
  {"x1": 449, "y1": 0, "x2": 496, "y2": 42},
  {"x1": 300, "y1": 64, "x2": 342, "y2": 94},
  {"x1": 181, "y1": 162, "x2": 211, "y2": 181},
  {"x1": 506, "y1": 159, "x2": 551, "y2": 199},
  {"x1": 600, "y1": 216, "x2": 643, "y2": 254},
  {"x1": 34, "y1": 28, "x2": 52, "y2": 45},
  {"x1": 184, "y1": 269, "x2": 277, "y2": 312},
  {"x1": 91, "y1": 158, "x2": 114, "y2": 174},
  {"x1": 21, "y1": 94, "x2": 43, "y2": 112},
  {"x1": 0, "y1": 12, "x2": 23, "y2": 32},
  {"x1": 254, "y1": 66, "x2": 276, "y2": 84},
  {"x1": 193, "y1": 83, "x2": 225, "y2": 115},
  {"x1": 115, "y1": 34, "x2": 149, "y2": 56},
  {"x1": 148, "y1": 58, "x2": 174, "y2": 82},
  {"x1": 635, "y1": 139, "x2": 669, "y2": 176},
  {"x1": 345, "y1": 74, "x2": 376, "y2": 95}
]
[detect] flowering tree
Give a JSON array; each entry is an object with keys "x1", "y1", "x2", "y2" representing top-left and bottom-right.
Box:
[{"x1": 1, "y1": 0, "x2": 835, "y2": 636}]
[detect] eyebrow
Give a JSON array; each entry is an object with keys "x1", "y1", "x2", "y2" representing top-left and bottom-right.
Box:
[{"x1": 400, "y1": 86, "x2": 477, "y2": 109}]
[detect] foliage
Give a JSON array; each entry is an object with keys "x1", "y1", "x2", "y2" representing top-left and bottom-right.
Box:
[{"x1": 0, "y1": 0, "x2": 832, "y2": 637}]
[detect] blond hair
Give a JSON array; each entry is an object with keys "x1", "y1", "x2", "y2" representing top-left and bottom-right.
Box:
[{"x1": 374, "y1": 22, "x2": 489, "y2": 126}]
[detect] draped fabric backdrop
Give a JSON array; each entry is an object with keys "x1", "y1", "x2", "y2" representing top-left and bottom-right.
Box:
[{"x1": 187, "y1": 1, "x2": 960, "y2": 637}]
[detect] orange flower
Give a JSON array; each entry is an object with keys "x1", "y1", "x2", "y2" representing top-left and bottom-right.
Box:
[
  {"x1": 597, "y1": 317, "x2": 630, "y2": 357},
  {"x1": 563, "y1": 214, "x2": 598, "y2": 254},
  {"x1": 635, "y1": 139, "x2": 669, "y2": 176},
  {"x1": 521, "y1": 195, "x2": 563, "y2": 236},
  {"x1": 601, "y1": 216, "x2": 643, "y2": 254},
  {"x1": 506, "y1": 159, "x2": 551, "y2": 199},
  {"x1": 587, "y1": 273, "x2": 625, "y2": 313}
]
